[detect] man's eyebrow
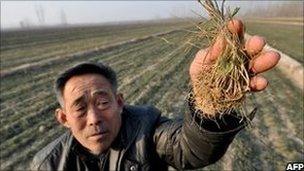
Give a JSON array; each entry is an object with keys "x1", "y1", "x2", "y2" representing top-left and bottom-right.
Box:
[{"x1": 91, "y1": 89, "x2": 110, "y2": 97}]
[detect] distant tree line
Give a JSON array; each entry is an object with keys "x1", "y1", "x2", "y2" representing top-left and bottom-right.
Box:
[
  {"x1": 243, "y1": 1, "x2": 303, "y2": 18},
  {"x1": 19, "y1": 6, "x2": 67, "y2": 29}
]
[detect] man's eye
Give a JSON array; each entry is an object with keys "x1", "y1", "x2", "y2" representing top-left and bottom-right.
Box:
[
  {"x1": 97, "y1": 101, "x2": 109, "y2": 105},
  {"x1": 72, "y1": 106, "x2": 86, "y2": 117},
  {"x1": 96, "y1": 99, "x2": 110, "y2": 109},
  {"x1": 76, "y1": 106, "x2": 85, "y2": 111}
]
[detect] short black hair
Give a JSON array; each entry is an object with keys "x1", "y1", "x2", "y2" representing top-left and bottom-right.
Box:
[{"x1": 55, "y1": 62, "x2": 117, "y2": 106}]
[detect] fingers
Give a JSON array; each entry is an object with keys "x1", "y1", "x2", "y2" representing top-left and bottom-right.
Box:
[
  {"x1": 245, "y1": 36, "x2": 266, "y2": 56},
  {"x1": 245, "y1": 36, "x2": 280, "y2": 74},
  {"x1": 249, "y1": 75, "x2": 268, "y2": 92},
  {"x1": 250, "y1": 51, "x2": 281, "y2": 74},
  {"x1": 227, "y1": 19, "x2": 244, "y2": 39}
]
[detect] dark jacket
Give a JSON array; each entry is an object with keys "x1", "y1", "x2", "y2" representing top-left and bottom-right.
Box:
[{"x1": 31, "y1": 104, "x2": 249, "y2": 171}]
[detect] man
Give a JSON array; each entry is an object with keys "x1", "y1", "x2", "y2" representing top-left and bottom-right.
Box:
[{"x1": 31, "y1": 20, "x2": 280, "y2": 171}]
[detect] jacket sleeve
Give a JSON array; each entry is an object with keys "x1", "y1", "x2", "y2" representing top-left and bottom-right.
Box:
[{"x1": 153, "y1": 94, "x2": 255, "y2": 170}]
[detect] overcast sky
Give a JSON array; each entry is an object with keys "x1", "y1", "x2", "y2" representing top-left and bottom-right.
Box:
[{"x1": 1, "y1": 1, "x2": 281, "y2": 29}]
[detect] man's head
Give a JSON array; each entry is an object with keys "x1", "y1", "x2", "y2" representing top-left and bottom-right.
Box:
[{"x1": 55, "y1": 62, "x2": 124, "y2": 155}]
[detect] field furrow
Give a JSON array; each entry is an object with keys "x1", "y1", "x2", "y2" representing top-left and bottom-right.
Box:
[
  {"x1": 0, "y1": 29, "x2": 191, "y2": 170},
  {"x1": 1, "y1": 21, "x2": 302, "y2": 171}
]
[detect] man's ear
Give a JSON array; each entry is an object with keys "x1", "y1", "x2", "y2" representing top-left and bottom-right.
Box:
[
  {"x1": 55, "y1": 108, "x2": 70, "y2": 128},
  {"x1": 116, "y1": 93, "x2": 124, "y2": 108}
]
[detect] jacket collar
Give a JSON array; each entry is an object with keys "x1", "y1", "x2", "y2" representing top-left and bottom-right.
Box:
[
  {"x1": 108, "y1": 106, "x2": 141, "y2": 171},
  {"x1": 71, "y1": 138, "x2": 109, "y2": 162},
  {"x1": 111, "y1": 106, "x2": 141, "y2": 150}
]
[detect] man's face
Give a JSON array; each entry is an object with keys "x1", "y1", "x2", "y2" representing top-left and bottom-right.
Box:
[{"x1": 56, "y1": 74, "x2": 123, "y2": 155}]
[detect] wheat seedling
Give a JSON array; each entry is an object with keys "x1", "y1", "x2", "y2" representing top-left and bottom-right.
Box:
[{"x1": 189, "y1": 0, "x2": 254, "y2": 119}]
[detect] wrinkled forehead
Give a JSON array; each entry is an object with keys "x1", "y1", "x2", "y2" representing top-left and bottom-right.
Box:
[{"x1": 63, "y1": 74, "x2": 113, "y2": 100}]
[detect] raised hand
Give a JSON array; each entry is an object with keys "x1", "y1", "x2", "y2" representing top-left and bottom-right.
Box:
[{"x1": 189, "y1": 19, "x2": 281, "y2": 92}]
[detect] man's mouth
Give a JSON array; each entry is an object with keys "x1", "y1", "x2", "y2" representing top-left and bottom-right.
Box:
[{"x1": 89, "y1": 131, "x2": 108, "y2": 141}]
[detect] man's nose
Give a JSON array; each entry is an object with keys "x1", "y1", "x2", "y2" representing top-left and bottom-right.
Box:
[{"x1": 87, "y1": 106, "x2": 102, "y2": 126}]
